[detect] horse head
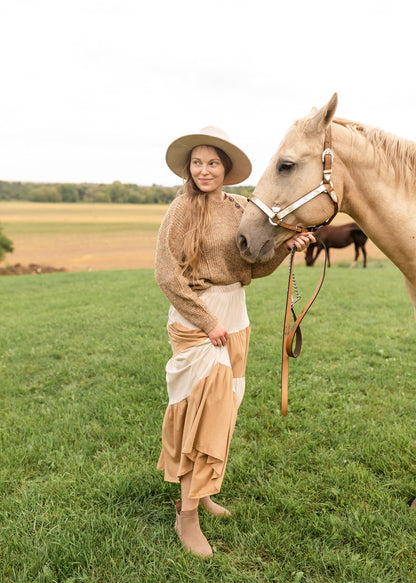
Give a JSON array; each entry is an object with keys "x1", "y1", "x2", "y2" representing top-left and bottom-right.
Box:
[{"x1": 237, "y1": 93, "x2": 341, "y2": 262}]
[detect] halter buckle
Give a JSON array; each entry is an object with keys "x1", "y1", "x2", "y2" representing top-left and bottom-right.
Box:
[{"x1": 322, "y1": 148, "x2": 334, "y2": 163}]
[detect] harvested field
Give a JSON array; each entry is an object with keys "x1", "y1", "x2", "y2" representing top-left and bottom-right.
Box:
[
  {"x1": 0, "y1": 201, "x2": 387, "y2": 272},
  {"x1": 0, "y1": 202, "x2": 167, "y2": 272}
]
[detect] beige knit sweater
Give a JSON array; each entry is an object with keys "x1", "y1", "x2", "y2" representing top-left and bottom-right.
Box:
[{"x1": 155, "y1": 193, "x2": 290, "y2": 334}]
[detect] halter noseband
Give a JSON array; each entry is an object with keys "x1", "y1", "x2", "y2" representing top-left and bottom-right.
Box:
[{"x1": 248, "y1": 126, "x2": 339, "y2": 233}]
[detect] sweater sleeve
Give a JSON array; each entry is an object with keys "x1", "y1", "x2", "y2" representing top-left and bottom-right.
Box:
[{"x1": 154, "y1": 198, "x2": 219, "y2": 334}]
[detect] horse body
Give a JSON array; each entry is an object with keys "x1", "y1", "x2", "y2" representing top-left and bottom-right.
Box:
[
  {"x1": 305, "y1": 222, "x2": 368, "y2": 267},
  {"x1": 237, "y1": 94, "x2": 416, "y2": 313}
]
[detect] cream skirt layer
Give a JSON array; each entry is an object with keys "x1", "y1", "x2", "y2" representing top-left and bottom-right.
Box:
[{"x1": 157, "y1": 283, "x2": 251, "y2": 499}]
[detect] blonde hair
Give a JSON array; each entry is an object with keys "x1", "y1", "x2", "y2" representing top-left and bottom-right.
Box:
[{"x1": 179, "y1": 146, "x2": 232, "y2": 275}]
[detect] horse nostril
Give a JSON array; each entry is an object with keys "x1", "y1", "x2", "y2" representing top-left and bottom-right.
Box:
[{"x1": 237, "y1": 234, "x2": 248, "y2": 252}]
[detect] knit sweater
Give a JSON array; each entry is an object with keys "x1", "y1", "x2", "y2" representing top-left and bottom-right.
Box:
[{"x1": 155, "y1": 192, "x2": 290, "y2": 334}]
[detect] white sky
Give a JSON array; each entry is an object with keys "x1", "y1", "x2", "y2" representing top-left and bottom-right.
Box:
[{"x1": 1, "y1": 0, "x2": 416, "y2": 187}]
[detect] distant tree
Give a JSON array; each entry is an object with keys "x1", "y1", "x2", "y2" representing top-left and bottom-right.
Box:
[
  {"x1": 109, "y1": 181, "x2": 130, "y2": 203},
  {"x1": 76, "y1": 184, "x2": 89, "y2": 201},
  {"x1": 226, "y1": 186, "x2": 254, "y2": 198},
  {"x1": 83, "y1": 184, "x2": 111, "y2": 202},
  {"x1": 29, "y1": 186, "x2": 62, "y2": 202},
  {"x1": 0, "y1": 225, "x2": 13, "y2": 261},
  {"x1": 59, "y1": 183, "x2": 79, "y2": 202}
]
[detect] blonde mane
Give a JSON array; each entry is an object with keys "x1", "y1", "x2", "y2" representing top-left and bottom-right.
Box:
[
  {"x1": 333, "y1": 118, "x2": 416, "y2": 183},
  {"x1": 294, "y1": 113, "x2": 416, "y2": 183}
]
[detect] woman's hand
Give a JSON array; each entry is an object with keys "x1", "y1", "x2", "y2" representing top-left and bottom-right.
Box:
[
  {"x1": 208, "y1": 322, "x2": 229, "y2": 346},
  {"x1": 286, "y1": 232, "x2": 315, "y2": 252}
]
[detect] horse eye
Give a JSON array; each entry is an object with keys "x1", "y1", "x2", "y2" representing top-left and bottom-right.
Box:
[{"x1": 277, "y1": 162, "x2": 295, "y2": 173}]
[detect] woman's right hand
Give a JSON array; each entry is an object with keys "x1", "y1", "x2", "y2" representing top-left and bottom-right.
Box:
[
  {"x1": 208, "y1": 322, "x2": 229, "y2": 346},
  {"x1": 285, "y1": 232, "x2": 316, "y2": 251}
]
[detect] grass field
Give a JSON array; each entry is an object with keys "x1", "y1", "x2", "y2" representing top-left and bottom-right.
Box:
[
  {"x1": 1, "y1": 263, "x2": 415, "y2": 582},
  {"x1": 0, "y1": 201, "x2": 387, "y2": 272}
]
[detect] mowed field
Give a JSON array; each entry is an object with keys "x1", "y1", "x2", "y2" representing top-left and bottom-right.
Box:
[
  {"x1": 0, "y1": 201, "x2": 165, "y2": 271},
  {"x1": 0, "y1": 201, "x2": 387, "y2": 272}
]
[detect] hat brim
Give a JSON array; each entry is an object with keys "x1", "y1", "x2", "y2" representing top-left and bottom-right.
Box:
[{"x1": 165, "y1": 133, "x2": 252, "y2": 185}]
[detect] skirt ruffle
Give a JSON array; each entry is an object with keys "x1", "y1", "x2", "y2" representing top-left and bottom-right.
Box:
[{"x1": 157, "y1": 362, "x2": 238, "y2": 498}]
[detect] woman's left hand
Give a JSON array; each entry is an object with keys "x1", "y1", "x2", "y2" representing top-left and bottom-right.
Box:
[
  {"x1": 286, "y1": 232, "x2": 315, "y2": 252},
  {"x1": 208, "y1": 321, "x2": 229, "y2": 347}
]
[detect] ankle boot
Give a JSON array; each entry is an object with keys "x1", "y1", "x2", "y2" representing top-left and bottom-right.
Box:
[
  {"x1": 175, "y1": 500, "x2": 213, "y2": 557},
  {"x1": 200, "y1": 497, "x2": 231, "y2": 517}
]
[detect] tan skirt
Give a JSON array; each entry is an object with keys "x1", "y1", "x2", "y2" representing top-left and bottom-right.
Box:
[{"x1": 157, "y1": 283, "x2": 251, "y2": 499}]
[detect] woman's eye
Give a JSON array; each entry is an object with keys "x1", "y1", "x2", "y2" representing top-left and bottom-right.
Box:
[{"x1": 278, "y1": 162, "x2": 295, "y2": 173}]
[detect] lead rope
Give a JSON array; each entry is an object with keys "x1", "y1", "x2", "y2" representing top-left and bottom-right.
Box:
[{"x1": 281, "y1": 240, "x2": 328, "y2": 416}]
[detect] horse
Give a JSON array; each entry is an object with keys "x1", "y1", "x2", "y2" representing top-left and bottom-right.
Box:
[
  {"x1": 237, "y1": 93, "x2": 416, "y2": 317},
  {"x1": 304, "y1": 222, "x2": 368, "y2": 268}
]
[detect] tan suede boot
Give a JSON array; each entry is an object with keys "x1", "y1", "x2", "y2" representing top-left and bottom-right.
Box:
[
  {"x1": 200, "y1": 496, "x2": 231, "y2": 517},
  {"x1": 175, "y1": 500, "x2": 213, "y2": 558}
]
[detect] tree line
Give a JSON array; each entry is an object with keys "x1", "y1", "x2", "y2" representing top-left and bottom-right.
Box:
[{"x1": 0, "y1": 181, "x2": 255, "y2": 204}]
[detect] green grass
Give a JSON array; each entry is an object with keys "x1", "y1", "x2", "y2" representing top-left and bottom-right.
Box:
[{"x1": 1, "y1": 263, "x2": 415, "y2": 582}]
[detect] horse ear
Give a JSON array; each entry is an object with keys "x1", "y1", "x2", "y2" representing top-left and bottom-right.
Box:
[{"x1": 305, "y1": 93, "x2": 338, "y2": 134}]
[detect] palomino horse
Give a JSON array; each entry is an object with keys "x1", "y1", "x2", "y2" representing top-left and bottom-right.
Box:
[
  {"x1": 305, "y1": 222, "x2": 368, "y2": 268},
  {"x1": 237, "y1": 93, "x2": 416, "y2": 316}
]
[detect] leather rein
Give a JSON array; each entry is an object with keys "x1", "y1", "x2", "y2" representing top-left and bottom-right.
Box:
[
  {"x1": 280, "y1": 242, "x2": 328, "y2": 415},
  {"x1": 247, "y1": 126, "x2": 338, "y2": 415}
]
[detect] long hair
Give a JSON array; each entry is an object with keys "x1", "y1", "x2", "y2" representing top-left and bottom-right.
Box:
[{"x1": 179, "y1": 147, "x2": 233, "y2": 275}]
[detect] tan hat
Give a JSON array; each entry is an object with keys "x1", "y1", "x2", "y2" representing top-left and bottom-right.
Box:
[{"x1": 165, "y1": 126, "x2": 252, "y2": 185}]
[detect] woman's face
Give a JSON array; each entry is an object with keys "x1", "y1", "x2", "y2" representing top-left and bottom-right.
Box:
[{"x1": 189, "y1": 146, "x2": 225, "y2": 195}]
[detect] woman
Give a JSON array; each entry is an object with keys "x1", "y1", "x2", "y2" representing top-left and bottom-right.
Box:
[{"x1": 155, "y1": 126, "x2": 314, "y2": 557}]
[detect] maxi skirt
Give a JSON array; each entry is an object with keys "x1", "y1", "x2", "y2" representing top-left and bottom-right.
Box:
[{"x1": 157, "y1": 283, "x2": 251, "y2": 499}]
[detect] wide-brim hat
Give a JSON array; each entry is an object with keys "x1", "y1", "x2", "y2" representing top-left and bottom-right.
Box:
[{"x1": 165, "y1": 126, "x2": 252, "y2": 185}]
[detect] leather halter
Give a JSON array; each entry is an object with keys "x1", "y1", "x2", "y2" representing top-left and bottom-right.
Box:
[{"x1": 248, "y1": 125, "x2": 339, "y2": 233}]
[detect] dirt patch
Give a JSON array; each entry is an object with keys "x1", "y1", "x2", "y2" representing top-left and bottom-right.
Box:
[{"x1": 0, "y1": 263, "x2": 66, "y2": 276}]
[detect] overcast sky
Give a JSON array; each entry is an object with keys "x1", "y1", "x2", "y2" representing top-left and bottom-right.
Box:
[{"x1": 1, "y1": 0, "x2": 416, "y2": 187}]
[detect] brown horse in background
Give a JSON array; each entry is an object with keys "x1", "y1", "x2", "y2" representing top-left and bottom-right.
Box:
[{"x1": 305, "y1": 222, "x2": 368, "y2": 267}]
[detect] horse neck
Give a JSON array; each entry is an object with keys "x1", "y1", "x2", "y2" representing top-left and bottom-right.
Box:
[{"x1": 333, "y1": 122, "x2": 416, "y2": 281}]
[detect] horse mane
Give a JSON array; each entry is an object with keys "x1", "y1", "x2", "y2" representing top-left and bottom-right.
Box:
[
  {"x1": 332, "y1": 118, "x2": 416, "y2": 182},
  {"x1": 295, "y1": 112, "x2": 416, "y2": 182}
]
